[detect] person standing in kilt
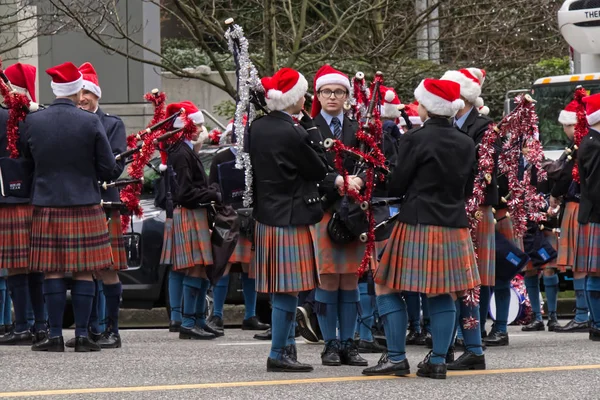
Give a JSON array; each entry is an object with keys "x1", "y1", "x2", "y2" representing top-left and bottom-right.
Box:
[
  {"x1": 25, "y1": 62, "x2": 118, "y2": 352},
  {"x1": 573, "y1": 93, "x2": 600, "y2": 341},
  {"x1": 363, "y1": 78, "x2": 479, "y2": 379},
  {"x1": 250, "y1": 67, "x2": 327, "y2": 372}
]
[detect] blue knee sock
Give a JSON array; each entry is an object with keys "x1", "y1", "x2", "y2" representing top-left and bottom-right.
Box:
[
  {"x1": 287, "y1": 319, "x2": 297, "y2": 346},
  {"x1": 452, "y1": 299, "x2": 460, "y2": 340},
  {"x1": 525, "y1": 275, "x2": 542, "y2": 321},
  {"x1": 479, "y1": 286, "x2": 491, "y2": 333},
  {"x1": 71, "y1": 280, "x2": 96, "y2": 338},
  {"x1": 195, "y1": 278, "x2": 211, "y2": 328},
  {"x1": 43, "y1": 279, "x2": 66, "y2": 338},
  {"x1": 212, "y1": 274, "x2": 229, "y2": 319},
  {"x1": 457, "y1": 296, "x2": 484, "y2": 355},
  {"x1": 89, "y1": 280, "x2": 102, "y2": 334},
  {"x1": 3, "y1": 289, "x2": 11, "y2": 325},
  {"x1": 270, "y1": 293, "x2": 297, "y2": 359},
  {"x1": 182, "y1": 276, "x2": 204, "y2": 329},
  {"x1": 104, "y1": 282, "x2": 122, "y2": 334},
  {"x1": 377, "y1": 293, "x2": 407, "y2": 362},
  {"x1": 168, "y1": 269, "x2": 185, "y2": 322},
  {"x1": 7, "y1": 274, "x2": 30, "y2": 332},
  {"x1": 421, "y1": 294, "x2": 431, "y2": 333},
  {"x1": 543, "y1": 274, "x2": 559, "y2": 316},
  {"x1": 358, "y1": 283, "x2": 374, "y2": 342},
  {"x1": 28, "y1": 273, "x2": 47, "y2": 332},
  {"x1": 428, "y1": 295, "x2": 456, "y2": 364},
  {"x1": 0, "y1": 279, "x2": 6, "y2": 326},
  {"x1": 26, "y1": 296, "x2": 34, "y2": 328},
  {"x1": 574, "y1": 277, "x2": 589, "y2": 323},
  {"x1": 97, "y1": 281, "x2": 106, "y2": 332},
  {"x1": 241, "y1": 272, "x2": 257, "y2": 320},
  {"x1": 315, "y1": 288, "x2": 339, "y2": 343},
  {"x1": 339, "y1": 288, "x2": 360, "y2": 344},
  {"x1": 404, "y1": 291, "x2": 422, "y2": 332},
  {"x1": 494, "y1": 280, "x2": 511, "y2": 333},
  {"x1": 586, "y1": 276, "x2": 600, "y2": 329}
]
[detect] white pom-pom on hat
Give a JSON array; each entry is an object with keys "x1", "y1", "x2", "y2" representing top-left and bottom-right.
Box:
[
  {"x1": 28, "y1": 101, "x2": 39, "y2": 112},
  {"x1": 475, "y1": 97, "x2": 484, "y2": 108},
  {"x1": 159, "y1": 163, "x2": 167, "y2": 172},
  {"x1": 385, "y1": 90, "x2": 396, "y2": 103}
]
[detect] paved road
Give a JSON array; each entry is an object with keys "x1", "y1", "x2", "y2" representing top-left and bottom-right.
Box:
[{"x1": 0, "y1": 321, "x2": 598, "y2": 399}]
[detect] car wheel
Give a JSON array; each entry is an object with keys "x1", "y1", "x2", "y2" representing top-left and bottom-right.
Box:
[{"x1": 256, "y1": 299, "x2": 272, "y2": 325}]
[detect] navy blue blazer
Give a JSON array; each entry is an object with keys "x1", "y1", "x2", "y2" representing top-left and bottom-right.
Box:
[
  {"x1": 25, "y1": 98, "x2": 118, "y2": 207},
  {"x1": 0, "y1": 107, "x2": 32, "y2": 205},
  {"x1": 97, "y1": 108, "x2": 127, "y2": 202}
]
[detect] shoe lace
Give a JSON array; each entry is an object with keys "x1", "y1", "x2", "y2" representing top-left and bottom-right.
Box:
[
  {"x1": 324, "y1": 339, "x2": 341, "y2": 355},
  {"x1": 343, "y1": 339, "x2": 360, "y2": 356}
]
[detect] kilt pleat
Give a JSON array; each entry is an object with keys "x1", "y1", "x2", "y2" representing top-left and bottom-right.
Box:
[
  {"x1": 573, "y1": 222, "x2": 600, "y2": 274},
  {"x1": 475, "y1": 206, "x2": 495, "y2": 286},
  {"x1": 254, "y1": 222, "x2": 319, "y2": 293},
  {"x1": 557, "y1": 202, "x2": 579, "y2": 270},
  {"x1": 229, "y1": 235, "x2": 253, "y2": 265},
  {"x1": 160, "y1": 218, "x2": 174, "y2": 266},
  {"x1": 375, "y1": 222, "x2": 480, "y2": 294},
  {"x1": 108, "y1": 210, "x2": 128, "y2": 271},
  {"x1": 30, "y1": 205, "x2": 113, "y2": 272},
  {"x1": 311, "y1": 211, "x2": 366, "y2": 275},
  {"x1": 0, "y1": 204, "x2": 33, "y2": 270},
  {"x1": 496, "y1": 209, "x2": 522, "y2": 249},
  {"x1": 172, "y1": 207, "x2": 213, "y2": 270}
]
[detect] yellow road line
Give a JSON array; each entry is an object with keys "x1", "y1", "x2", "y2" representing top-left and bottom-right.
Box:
[{"x1": 1, "y1": 364, "x2": 599, "y2": 398}]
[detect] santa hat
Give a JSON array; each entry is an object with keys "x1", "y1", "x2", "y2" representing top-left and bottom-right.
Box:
[
  {"x1": 158, "y1": 142, "x2": 168, "y2": 172},
  {"x1": 380, "y1": 86, "x2": 402, "y2": 119},
  {"x1": 166, "y1": 101, "x2": 204, "y2": 128},
  {"x1": 78, "y1": 62, "x2": 102, "y2": 99},
  {"x1": 440, "y1": 68, "x2": 486, "y2": 105},
  {"x1": 5, "y1": 63, "x2": 37, "y2": 103},
  {"x1": 477, "y1": 97, "x2": 490, "y2": 115},
  {"x1": 261, "y1": 67, "x2": 308, "y2": 112},
  {"x1": 46, "y1": 62, "x2": 83, "y2": 97},
  {"x1": 399, "y1": 101, "x2": 422, "y2": 126},
  {"x1": 310, "y1": 65, "x2": 351, "y2": 117},
  {"x1": 414, "y1": 79, "x2": 464, "y2": 118},
  {"x1": 583, "y1": 93, "x2": 600, "y2": 126},
  {"x1": 558, "y1": 99, "x2": 578, "y2": 125}
]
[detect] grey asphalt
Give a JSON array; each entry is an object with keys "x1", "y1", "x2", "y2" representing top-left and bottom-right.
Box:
[{"x1": 1, "y1": 321, "x2": 599, "y2": 399}]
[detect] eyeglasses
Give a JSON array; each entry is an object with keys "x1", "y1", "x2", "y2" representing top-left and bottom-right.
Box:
[{"x1": 318, "y1": 89, "x2": 348, "y2": 99}]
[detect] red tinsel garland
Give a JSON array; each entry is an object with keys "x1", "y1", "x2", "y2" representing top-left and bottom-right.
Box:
[
  {"x1": 348, "y1": 74, "x2": 370, "y2": 121},
  {"x1": 571, "y1": 87, "x2": 588, "y2": 184},
  {"x1": 0, "y1": 63, "x2": 30, "y2": 159},
  {"x1": 209, "y1": 128, "x2": 222, "y2": 145}
]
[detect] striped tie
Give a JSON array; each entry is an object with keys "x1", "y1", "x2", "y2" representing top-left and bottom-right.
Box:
[{"x1": 331, "y1": 117, "x2": 342, "y2": 139}]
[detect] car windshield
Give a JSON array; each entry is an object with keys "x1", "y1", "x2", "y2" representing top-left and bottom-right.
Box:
[{"x1": 531, "y1": 81, "x2": 600, "y2": 150}]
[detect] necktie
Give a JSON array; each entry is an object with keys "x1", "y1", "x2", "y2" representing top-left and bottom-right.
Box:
[{"x1": 331, "y1": 117, "x2": 342, "y2": 139}]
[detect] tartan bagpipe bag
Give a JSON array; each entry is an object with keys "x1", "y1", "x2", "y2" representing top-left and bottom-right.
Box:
[{"x1": 0, "y1": 157, "x2": 33, "y2": 199}]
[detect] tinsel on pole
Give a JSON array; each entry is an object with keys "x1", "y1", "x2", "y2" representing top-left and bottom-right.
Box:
[
  {"x1": 571, "y1": 86, "x2": 588, "y2": 184},
  {"x1": 348, "y1": 72, "x2": 370, "y2": 121}
]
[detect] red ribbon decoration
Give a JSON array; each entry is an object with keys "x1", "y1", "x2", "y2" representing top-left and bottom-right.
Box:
[
  {"x1": 0, "y1": 60, "x2": 31, "y2": 159},
  {"x1": 572, "y1": 86, "x2": 588, "y2": 184}
]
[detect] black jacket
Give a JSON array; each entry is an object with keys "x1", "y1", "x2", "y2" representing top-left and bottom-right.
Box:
[
  {"x1": 456, "y1": 108, "x2": 497, "y2": 206},
  {"x1": 549, "y1": 147, "x2": 580, "y2": 203},
  {"x1": 249, "y1": 111, "x2": 327, "y2": 227},
  {"x1": 577, "y1": 128, "x2": 600, "y2": 224},
  {"x1": 390, "y1": 117, "x2": 476, "y2": 228},
  {"x1": 97, "y1": 108, "x2": 127, "y2": 202},
  {"x1": 169, "y1": 140, "x2": 220, "y2": 209},
  {"x1": 25, "y1": 98, "x2": 118, "y2": 207},
  {"x1": 208, "y1": 148, "x2": 245, "y2": 209},
  {"x1": 0, "y1": 108, "x2": 32, "y2": 205}
]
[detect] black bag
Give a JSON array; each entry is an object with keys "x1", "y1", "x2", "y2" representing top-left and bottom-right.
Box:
[
  {"x1": 523, "y1": 221, "x2": 558, "y2": 268},
  {"x1": 205, "y1": 204, "x2": 240, "y2": 285},
  {"x1": 0, "y1": 157, "x2": 33, "y2": 199},
  {"x1": 236, "y1": 208, "x2": 255, "y2": 242},
  {"x1": 495, "y1": 230, "x2": 530, "y2": 282},
  {"x1": 154, "y1": 165, "x2": 179, "y2": 215},
  {"x1": 217, "y1": 160, "x2": 245, "y2": 209}
]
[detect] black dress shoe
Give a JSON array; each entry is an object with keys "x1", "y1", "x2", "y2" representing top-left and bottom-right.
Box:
[
  {"x1": 448, "y1": 351, "x2": 486, "y2": 370},
  {"x1": 405, "y1": 329, "x2": 420, "y2": 345},
  {"x1": 547, "y1": 315, "x2": 561, "y2": 332},
  {"x1": 169, "y1": 320, "x2": 182, "y2": 333},
  {"x1": 32, "y1": 336, "x2": 65, "y2": 352},
  {"x1": 482, "y1": 330, "x2": 509, "y2": 346},
  {"x1": 199, "y1": 321, "x2": 224, "y2": 337},
  {"x1": 321, "y1": 340, "x2": 342, "y2": 366},
  {"x1": 208, "y1": 315, "x2": 224, "y2": 329},
  {"x1": 425, "y1": 332, "x2": 433, "y2": 349},
  {"x1": 33, "y1": 330, "x2": 48, "y2": 345},
  {"x1": 253, "y1": 328, "x2": 272, "y2": 341},
  {"x1": 0, "y1": 330, "x2": 33, "y2": 346},
  {"x1": 285, "y1": 344, "x2": 298, "y2": 362},
  {"x1": 414, "y1": 331, "x2": 429, "y2": 346},
  {"x1": 74, "y1": 336, "x2": 101, "y2": 352},
  {"x1": 66, "y1": 328, "x2": 102, "y2": 348},
  {"x1": 340, "y1": 339, "x2": 368, "y2": 366},
  {"x1": 362, "y1": 353, "x2": 410, "y2": 376},
  {"x1": 555, "y1": 319, "x2": 589, "y2": 333},
  {"x1": 296, "y1": 305, "x2": 319, "y2": 343},
  {"x1": 242, "y1": 316, "x2": 270, "y2": 331},
  {"x1": 522, "y1": 320, "x2": 545, "y2": 331},
  {"x1": 418, "y1": 349, "x2": 454, "y2": 369},
  {"x1": 0, "y1": 325, "x2": 5, "y2": 335},
  {"x1": 97, "y1": 332, "x2": 122, "y2": 349},
  {"x1": 267, "y1": 354, "x2": 313, "y2": 372},
  {"x1": 179, "y1": 326, "x2": 216, "y2": 340},
  {"x1": 417, "y1": 359, "x2": 447, "y2": 379},
  {"x1": 358, "y1": 339, "x2": 387, "y2": 353},
  {"x1": 590, "y1": 327, "x2": 600, "y2": 341}
]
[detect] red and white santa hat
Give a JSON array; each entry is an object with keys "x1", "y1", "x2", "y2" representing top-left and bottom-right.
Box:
[
  {"x1": 78, "y1": 62, "x2": 102, "y2": 99},
  {"x1": 46, "y1": 62, "x2": 83, "y2": 97},
  {"x1": 440, "y1": 68, "x2": 486, "y2": 106},
  {"x1": 158, "y1": 142, "x2": 169, "y2": 172},
  {"x1": 477, "y1": 97, "x2": 490, "y2": 115},
  {"x1": 261, "y1": 67, "x2": 308, "y2": 112},
  {"x1": 310, "y1": 65, "x2": 351, "y2": 117},
  {"x1": 5, "y1": 63, "x2": 37, "y2": 103},
  {"x1": 558, "y1": 99, "x2": 578, "y2": 126},
  {"x1": 379, "y1": 86, "x2": 402, "y2": 119},
  {"x1": 399, "y1": 101, "x2": 422, "y2": 126},
  {"x1": 414, "y1": 78, "x2": 464, "y2": 117},
  {"x1": 166, "y1": 100, "x2": 205, "y2": 129},
  {"x1": 583, "y1": 93, "x2": 600, "y2": 126}
]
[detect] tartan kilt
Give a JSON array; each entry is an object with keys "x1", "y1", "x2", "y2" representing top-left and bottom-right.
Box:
[
  {"x1": 375, "y1": 222, "x2": 480, "y2": 294},
  {"x1": 496, "y1": 208, "x2": 522, "y2": 249},
  {"x1": 254, "y1": 222, "x2": 319, "y2": 294},
  {"x1": 171, "y1": 207, "x2": 213, "y2": 271},
  {"x1": 573, "y1": 222, "x2": 600, "y2": 274},
  {"x1": 159, "y1": 217, "x2": 174, "y2": 266},
  {"x1": 524, "y1": 230, "x2": 559, "y2": 272},
  {"x1": 107, "y1": 209, "x2": 128, "y2": 271},
  {"x1": 475, "y1": 206, "x2": 496, "y2": 286},
  {"x1": 0, "y1": 204, "x2": 33, "y2": 270},
  {"x1": 557, "y1": 202, "x2": 579, "y2": 270},
  {"x1": 229, "y1": 235, "x2": 253, "y2": 265},
  {"x1": 30, "y1": 205, "x2": 113, "y2": 272},
  {"x1": 310, "y1": 211, "x2": 366, "y2": 275}
]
